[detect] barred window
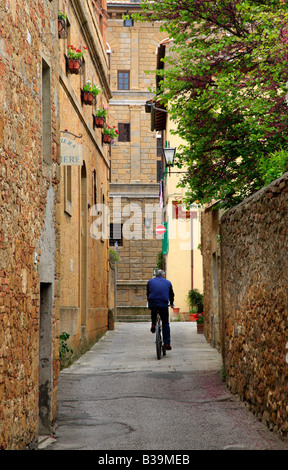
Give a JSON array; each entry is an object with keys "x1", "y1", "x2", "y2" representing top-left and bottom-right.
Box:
[{"x1": 157, "y1": 160, "x2": 162, "y2": 182}]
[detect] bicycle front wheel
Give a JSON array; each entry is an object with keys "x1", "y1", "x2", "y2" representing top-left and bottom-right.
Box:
[{"x1": 156, "y1": 325, "x2": 161, "y2": 359}]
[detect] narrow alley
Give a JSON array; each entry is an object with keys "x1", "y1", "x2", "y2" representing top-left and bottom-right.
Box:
[{"x1": 44, "y1": 322, "x2": 288, "y2": 452}]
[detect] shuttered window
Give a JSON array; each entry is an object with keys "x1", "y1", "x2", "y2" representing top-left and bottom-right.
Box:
[{"x1": 118, "y1": 123, "x2": 130, "y2": 142}]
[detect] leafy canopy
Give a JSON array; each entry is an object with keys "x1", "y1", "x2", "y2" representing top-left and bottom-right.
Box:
[{"x1": 135, "y1": 0, "x2": 288, "y2": 207}]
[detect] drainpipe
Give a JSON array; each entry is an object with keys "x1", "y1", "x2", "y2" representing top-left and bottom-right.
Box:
[{"x1": 191, "y1": 216, "x2": 193, "y2": 290}]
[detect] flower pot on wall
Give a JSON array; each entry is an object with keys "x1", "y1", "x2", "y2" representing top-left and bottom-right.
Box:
[
  {"x1": 83, "y1": 91, "x2": 94, "y2": 105},
  {"x1": 58, "y1": 19, "x2": 68, "y2": 39},
  {"x1": 103, "y1": 134, "x2": 111, "y2": 144},
  {"x1": 94, "y1": 116, "x2": 105, "y2": 128},
  {"x1": 66, "y1": 57, "x2": 83, "y2": 75}
]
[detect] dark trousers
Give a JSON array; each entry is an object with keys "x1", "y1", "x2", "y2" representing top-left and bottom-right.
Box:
[{"x1": 150, "y1": 305, "x2": 171, "y2": 346}]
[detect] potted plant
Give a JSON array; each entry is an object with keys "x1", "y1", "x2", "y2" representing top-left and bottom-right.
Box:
[
  {"x1": 187, "y1": 289, "x2": 203, "y2": 321},
  {"x1": 58, "y1": 10, "x2": 68, "y2": 38},
  {"x1": 82, "y1": 81, "x2": 101, "y2": 105},
  {"x1": 94, "y1": 106, "x2": 108, "y2": 128},
  {"x1": 66, "y1": 45, "x2": 86, "y2": 74},
  {"x1": 102, "y1": 125, "x2": 119, "y2": 144},
  {"x1": 196, "y1": 313, "x2": 204, "y2": 334}
]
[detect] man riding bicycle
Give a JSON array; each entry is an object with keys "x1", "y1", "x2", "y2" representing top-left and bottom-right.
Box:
[{"x1": 147, "y1": 269, "x2": 175, "y2": 350}]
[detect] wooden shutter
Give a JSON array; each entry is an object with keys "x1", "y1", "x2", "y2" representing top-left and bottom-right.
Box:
[{"x1": 118, "y1": 123, "x2": 130, "y2": 142}]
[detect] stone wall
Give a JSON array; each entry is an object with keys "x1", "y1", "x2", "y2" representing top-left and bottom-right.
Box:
[
  {"x1": 201, "y1": 206, "x2": 222, "y2": 350},
  {"x1": 107, "y1": 4, "x2": 164, "y2": 317},
  {"x1": 203, "y1": 173, "x2": 288, "y2": 439},
  {"x1": 58, "y1": 0, "x2": 111, "y2": 359},
  {"x1": 0, "y1": 0, "x2": 60, "y2": 449}
]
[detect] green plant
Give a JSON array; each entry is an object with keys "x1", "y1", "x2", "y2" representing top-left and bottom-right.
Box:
[
  {"x1": 59, "y1": 331, "x2": 73, "y2": 359},
  {"x1": 67, "y1": 45, "x2": 86, "y2": 60},
  {"x1": 156, "y1": 251, "x2": 163, "y2": 269},
  {"x1": 95, "y1": 106, "x2": 108, "y2": 118},
  {"x1": 259, "y1": 149, "x2": 288, "y2": 186},
  {"x1": 58, "y1": 9, "x2": 67, "y2": 21},
  {"x1": 103, "y1": 125, "x2": 119, "y2": 139},
  {"x1": 83, "y1": 81, "x2": 101, "y2": 96},
  {"x1": 196, "y1": 313, "x2": 204, "y2": 325},
  {"x1": 187, "y1": 288, "x2": 203, "y2": 313},
  {"x1": 135, "y1": 1, "x2": 288, "y2": 209},
  {"x1": 109, "y1": 248, "x2": 119, "y2": 262}
]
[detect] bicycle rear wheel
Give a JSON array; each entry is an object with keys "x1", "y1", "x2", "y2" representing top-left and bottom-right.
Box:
[{"x1": 156, "y1": 324, "x2": 161, "y2": 359}]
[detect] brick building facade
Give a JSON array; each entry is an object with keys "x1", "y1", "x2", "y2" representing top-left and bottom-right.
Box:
[
  {"x1": 0, "y1": 0, "x2": 60, "y2": 449},
  {"x1": 107, "y1": 1, "x2": 167, "y2": 319},
  {"x1": 0, "y1": 0, "x2": 112, "y2": 449}
]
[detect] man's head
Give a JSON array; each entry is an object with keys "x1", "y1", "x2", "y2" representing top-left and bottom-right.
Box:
[{"x1": 155, "y1": 269, "x2": 165, "y2": 278}]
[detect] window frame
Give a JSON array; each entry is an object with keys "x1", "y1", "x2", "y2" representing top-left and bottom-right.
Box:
[
  {"x1": 117, "y1": 70, "x2": 130, "y2": 90},
  {"x1": 118, "y1": 123, "x2": 131, "y2": 142}
]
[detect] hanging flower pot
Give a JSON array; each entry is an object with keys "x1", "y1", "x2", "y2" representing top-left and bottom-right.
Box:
[
  {"x1": 94, "y1": 116, "x2": 105, "y2": 128},
  {"x1": 83, "y1": 92, "x2": 94, "y2": 105},
  {"x1": 103, "y1": 134, "x2": 111, "y2": 144},
  {"x1": 93, "y1": 106, "x2": 108, "y2": 129},
  {"x1": 81, "y1": 81, "x2": 101, "y2": 106},
  {"x1": 66, "y1": 57, "x2": 82, "y2": 75},
  {"x1": 66, "y1": 45, "x2": 85, "y2": 75},
  {"x1": 58, "y1": 10, "x2": 68, "y2": 39},
  {"x1": 102, "y1": 125, "x2": 119, "y2": 145}
]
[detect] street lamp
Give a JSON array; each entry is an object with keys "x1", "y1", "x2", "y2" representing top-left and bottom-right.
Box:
[
  {"x1": 162, "y1": 146, "x2": 190, "y2": 176},
  {"x1": 162, "y1": 147, "x2": 176, "y2": 167}
]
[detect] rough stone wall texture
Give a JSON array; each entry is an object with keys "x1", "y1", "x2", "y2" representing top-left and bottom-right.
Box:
[
  {"x1": 220, "y1": 173, "x2": 288, "y2": 438},
  {"x1": 201, "y1": 207, "x2": 222, "y2": 350},
  {"x1": 0, "y1": 1, "x2": 60, "y2": 449}
]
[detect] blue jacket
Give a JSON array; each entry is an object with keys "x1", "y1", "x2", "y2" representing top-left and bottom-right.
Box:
[{"x1": 147, "y1": 276, "x2": 174, "y2": 308}]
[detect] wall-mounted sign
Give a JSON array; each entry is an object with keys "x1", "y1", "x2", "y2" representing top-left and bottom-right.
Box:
[{"x1": 60, "y1": 136, "x2": 83, "y2": 165}]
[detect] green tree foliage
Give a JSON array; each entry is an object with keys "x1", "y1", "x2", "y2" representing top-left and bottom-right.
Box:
[{"x1": 135, "y1": 0, "x2": 288, "y2": 207}]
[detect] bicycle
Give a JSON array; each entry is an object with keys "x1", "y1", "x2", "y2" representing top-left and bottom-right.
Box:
[{"x1": 155, "y1": 313, "x2": 166, "y2": 360}]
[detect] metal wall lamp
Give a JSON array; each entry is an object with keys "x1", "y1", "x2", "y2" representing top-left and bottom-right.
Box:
[{"x1": 162, "y1": 147, "x2": 189, "y2": 175}]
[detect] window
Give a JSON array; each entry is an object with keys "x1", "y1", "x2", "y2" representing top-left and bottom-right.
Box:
[
  {"x1": 92, "y1": 170, "x2": 97, "y2": 206},
  {"x1": 42, "y1": 59, "x2": 52, "y2": 165},
  {"x1": 157, "y1": 136, "x2": 162, "y2": 157},
  {"x1": 118, "y1": 71, "x2": 130, "y2": 90},
  {"x1": 109, "y1": 223, "x2": 123, "y2": 246},
  {"x1": 157, "y1": 160, "x2": 162, "y2": 182},
  {"x1": 118, "y1": 123, "x2": 130, "y2": 142},
  {"x1": 64, "y1": 166, "x2": 72, "y2": 215}
]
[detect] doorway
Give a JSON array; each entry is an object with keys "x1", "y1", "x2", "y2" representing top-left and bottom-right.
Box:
[
  {"x1": 80, "y1": 162, "x2": 88, "y2": 339},
  {"x1": 39, "y1": 282, "x2": 53, "y2": 435}
]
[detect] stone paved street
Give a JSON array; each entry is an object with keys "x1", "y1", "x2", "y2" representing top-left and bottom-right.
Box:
[{"x1": 45, "y1": 322, "x2": 288, "y2": 451}]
